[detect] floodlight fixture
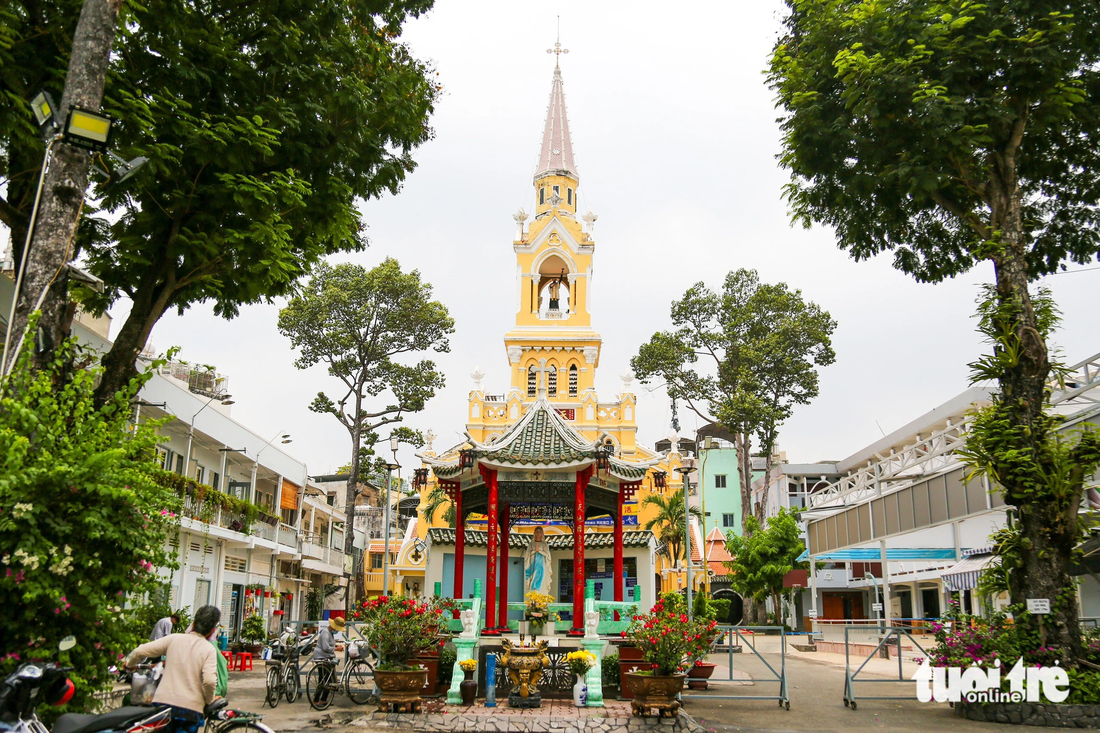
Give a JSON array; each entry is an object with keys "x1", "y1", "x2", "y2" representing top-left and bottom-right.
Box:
[
  {"x1": 63, "y1": 107, "x2": 113, "y2": 152},
  {"x1": 30, "y1": 91, "x2": 58, "y2": 129}
]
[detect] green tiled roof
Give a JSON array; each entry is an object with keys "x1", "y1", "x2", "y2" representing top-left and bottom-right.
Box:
[
  {"x1": 424, "y1": 399, "x2": 658, "y2": 480},
  {"x1": 426, "y1": 527, "x2": 654, "y2": 549},
  {"x1": 488, "y1": 406, "x2": 590, "y2": 466}
]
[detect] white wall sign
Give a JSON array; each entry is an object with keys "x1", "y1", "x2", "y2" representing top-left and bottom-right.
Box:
[
  {"x1": 1026, "y1": 598, "x2": 1051, "y2": 615},
  {"x1": 872, "y1": 603, "x2": 883, "y2": 612},
  {"x1": 808, "y1": 609, "x2": 818, "y2": 618}
]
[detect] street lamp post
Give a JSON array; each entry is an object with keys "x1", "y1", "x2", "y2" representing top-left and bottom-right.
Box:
[
  {"x1": 183, "y1": 393, "x2": 235, "y2": 479},
  {"x1": 381, "y1": 434, "x2": 401, "y2": 597},
  {"x1": 677, "y1": 456, "x2": 697, "y2": 620}
]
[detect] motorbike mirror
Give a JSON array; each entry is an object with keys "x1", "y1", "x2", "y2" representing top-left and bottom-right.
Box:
[{"x1": 59, "y1": 636, "x2": 77, "y2": 652}]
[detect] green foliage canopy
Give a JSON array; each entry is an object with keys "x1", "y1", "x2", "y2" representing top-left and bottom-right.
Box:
[
  {"x1": 631, "y1": 269, "x2": 835, "y2": 528},
  {"x1": 9, "y1": 0, "x2": 440, "y2": 402},
  {"x1": 724, "y1": 508, "x2": 805, "y2": 606},
  {"x1": 768, "y1": 0, "x2": 1100, "y2": 281}
]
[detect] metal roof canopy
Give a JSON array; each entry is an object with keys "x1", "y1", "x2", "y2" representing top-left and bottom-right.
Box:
[{"x1": 798, "y1": 547, "x2": 964, "y2": 562}]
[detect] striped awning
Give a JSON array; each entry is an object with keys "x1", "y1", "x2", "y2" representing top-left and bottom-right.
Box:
[{"x1": 942, "y1": 551, "x2": 999, "y2": 592}]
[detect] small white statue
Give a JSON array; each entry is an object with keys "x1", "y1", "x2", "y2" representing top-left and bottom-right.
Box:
[
  {"x1": 460, "y1": 609, "x2": 477, "y2": 638},
  {"x1": 584, "y1": 610, "x2": 599, "y2": 639}
]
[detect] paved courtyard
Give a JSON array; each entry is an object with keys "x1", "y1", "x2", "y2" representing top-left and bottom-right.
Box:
[{"x1": 217, "y1": 645, "x2": 1070, "y2": 732}]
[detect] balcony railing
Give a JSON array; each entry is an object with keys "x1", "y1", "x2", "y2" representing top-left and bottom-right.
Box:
[
  {"x1": 302, "y1": 540, "x2": 345, "y2": 569},
  {"x1": 277, "y1": 524, "x2": 297, "y2": 548}
]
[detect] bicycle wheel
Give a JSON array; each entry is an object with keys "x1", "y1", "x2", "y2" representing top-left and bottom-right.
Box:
[
  {"x1": 344, "y1": 659, "x2": 374, "y2": 705},
  {"x1": 264, "y1": 665, "x2": 281, "y2": 709},
  {"x1": 306, "y1": 665, "x2": 333, "y2": 711},
  {"x1": 284, "y1": 662, "x2": 300, "y2": 703}
]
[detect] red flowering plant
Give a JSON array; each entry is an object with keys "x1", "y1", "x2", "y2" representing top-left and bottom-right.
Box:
[
  {"x1": 623, "y1": 598, "x2": 719, "y2": 676},
  {"x1": 353, "y1": 596, "x2": 452, "y2": 671}
]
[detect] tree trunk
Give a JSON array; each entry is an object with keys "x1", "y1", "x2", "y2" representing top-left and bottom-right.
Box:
[
  {"x1": 990, "y1": 174, "x2": 1081, "y2": 660},
  {"x1": 92, "y1": 271, "x2": 174, "y2": 406},
  {"x1": 5, "y1": 0, "x2": 122, "y2": 376},
  {"x1": 734, "y1": 430, "x2": 754, "y2": 537},
  {"x1": 343, "y1": 406, "x2": 362, "y2": 617}
]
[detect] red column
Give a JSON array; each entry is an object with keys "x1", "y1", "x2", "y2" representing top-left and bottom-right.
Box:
[
  {"x1": 614, "y1": 486, "x2": 624, "y2": 620},
  {"x1": 452, "y1": 482, "x2": 464, "y2": 612},
  {"x1": 571, "y1": 466, "x2": 594, "y2": 636},
  {"x1": 482, "y1": 466, "x2": 499, "y2": 634},
  {"x1": 498, "y1": 503, "x2": 510, "y2": 631}
]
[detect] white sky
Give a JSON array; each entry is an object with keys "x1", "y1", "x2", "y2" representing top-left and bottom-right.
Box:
[{"x1": 105, "y1": 0, "x2": 1099, "y2": 475}]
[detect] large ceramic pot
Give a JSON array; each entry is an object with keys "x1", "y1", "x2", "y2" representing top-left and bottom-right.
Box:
[
  {"x1": 374, "y1": 667, "x2": 428, "y2": 713},
  {"x1": 623, "y1": 672, "x2": 687, "y2": 718},
  {"x1": 687, "y1": 662, "x2": 716, "y2": 680}
]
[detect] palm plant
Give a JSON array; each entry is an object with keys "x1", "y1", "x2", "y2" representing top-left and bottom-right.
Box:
[
  {"x1": 421, "y1": 484, "x2": 456, "y2": 528},
  {"x1": 641, "y1": 490, "x2": 702, "y2": 568}
]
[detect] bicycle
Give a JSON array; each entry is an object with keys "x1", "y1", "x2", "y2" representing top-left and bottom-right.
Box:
[
  {"x1": 263, "y1": 636, "x2": 301, "y2": 707},
  {"x1": 304, "y1": 638, "x2": 377, "y2": 710},
  {"x1": 204, "y1": 697, "x2": 276, "y2": 733}
]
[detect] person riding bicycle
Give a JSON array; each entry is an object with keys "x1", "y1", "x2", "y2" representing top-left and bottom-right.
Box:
[
  {"x1": 126, "y1": 605, "x2": 221, "y2": 733},
  {"x1": 311, "y1": 616, "x2": 344, "y2": 704}
]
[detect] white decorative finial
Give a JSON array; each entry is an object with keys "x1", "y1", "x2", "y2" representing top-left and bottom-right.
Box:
[
  {"x1": 668, "y1": 429, "x2": 681, "y2": 455},
  {"x1": 620, "y1": 372, "x2": 635, "y2": 391},
  {"x1": 582, "y1": 210, "x2": 598, "y2": 232},
  {"x1": 425, "y1": 430, "x2": 436, "y2": 453},
  {"x1": 470, "y1": 366, "x2": 485, "y2": 390},
  {"x1": 513, "y1": 208, "x2": 528, "y2": 241}
]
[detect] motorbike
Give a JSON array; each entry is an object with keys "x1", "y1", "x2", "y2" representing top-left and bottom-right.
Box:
[
  {"x1": 0, "y1": 637, "x2": 171, "y2": 733},
  {"x1": 1, "y1": 638, "x2": 273, "y2": 733}
]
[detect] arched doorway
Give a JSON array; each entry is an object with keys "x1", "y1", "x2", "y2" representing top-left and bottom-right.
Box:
[{"x1": 712, "y1": 589, "x2": 744, "y2": 625}]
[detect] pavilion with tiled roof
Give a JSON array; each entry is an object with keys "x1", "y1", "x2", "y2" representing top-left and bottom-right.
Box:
[{"x1": 419, "y1": 396, "x2": 660, "y2": 636}]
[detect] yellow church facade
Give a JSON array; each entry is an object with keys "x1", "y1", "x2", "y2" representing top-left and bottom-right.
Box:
[{"x1": 385, "y1": 60, "x2": 706, "y2": 604}]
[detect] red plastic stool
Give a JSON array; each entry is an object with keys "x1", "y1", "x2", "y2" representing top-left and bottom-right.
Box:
[
  {"x1": 221, "y1": 651, "x2": 235, "y2": 670},
  {"x1": 236, "y1": 652, "x2": 253, "y2": 672}
]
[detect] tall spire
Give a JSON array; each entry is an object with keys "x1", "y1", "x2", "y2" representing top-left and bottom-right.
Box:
[{"x1": 536, "y1": 40, "x2": 577, "y2": 181}]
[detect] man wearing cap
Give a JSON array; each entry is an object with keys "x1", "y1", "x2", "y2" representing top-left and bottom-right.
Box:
[{"x1": 311, "y1": 616, "x2": 345, "y2": 704}]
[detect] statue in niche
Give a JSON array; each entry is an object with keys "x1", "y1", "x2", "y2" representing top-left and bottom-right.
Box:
[{"x1": 523, "y1": 526, "x2": 553, "y2": 596}]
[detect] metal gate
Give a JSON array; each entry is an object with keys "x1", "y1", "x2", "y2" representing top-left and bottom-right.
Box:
[
  {"x1": 842, "y1": 626, "x2": 929, "y2": 710},
  {"x1": 681, "y1": 625, "x2": 790, "y2": 710}
]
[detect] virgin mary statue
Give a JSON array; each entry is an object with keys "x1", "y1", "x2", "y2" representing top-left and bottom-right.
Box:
[{"x1": 523, "y1": 526, "x2": 553, "y2": 596}]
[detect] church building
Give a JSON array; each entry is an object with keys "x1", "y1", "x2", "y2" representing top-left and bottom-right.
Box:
[{"x1": 387, "y1": 56, "x2": 702, "y2": 631}]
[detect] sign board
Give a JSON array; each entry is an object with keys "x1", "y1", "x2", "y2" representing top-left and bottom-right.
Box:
[
  {"x1": 872, "y1": 603, "x2": 883, "y2": 612},
  {"x1": 1026, "y1": 598, "x2": 1051, "y2": 615},
  {"x1": 808, "y1": 609, "x2": 818, "y2": 618}
]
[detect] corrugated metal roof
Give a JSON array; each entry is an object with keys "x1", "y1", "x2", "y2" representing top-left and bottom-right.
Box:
[{"x1": 797, "y1": 548, "x2": 964, "y2": 562}]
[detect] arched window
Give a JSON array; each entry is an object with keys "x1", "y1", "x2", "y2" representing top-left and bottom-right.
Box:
[
  {"x1": 527, "y1": 366, "x2": 536, "y2": 396},
  {"x1": 569, "y1": 364, "x2": 578, "y2": 396},
  {"x1": 567, "y1": 188, "x2": 573, "y2": 206},
  {"x1": 548, "y1": 368, "x2": 557, "y2": 396},
  {"x1": 539, "y1": 188, "x2": 545, "y2": 205}
]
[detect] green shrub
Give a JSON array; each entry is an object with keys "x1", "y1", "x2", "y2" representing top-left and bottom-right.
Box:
[
  {"x1": 711, "y1": 598, "x2": 732, "y2": 624},
  {"x1": 438, "y1": 645, "x2": 457, "y2": 684},
  {"x1": 241, "y1": 613, "x2": 267, "y2": 644},
  {"x1": 602, "y1": 653, "x2": 620, "y2": 687},
  {"x1": 0, "y1": 335, "x2": 180, "y2": 721}
]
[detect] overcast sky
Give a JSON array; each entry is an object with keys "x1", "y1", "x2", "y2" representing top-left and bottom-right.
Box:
[{"x1": 104, "y1": 0, "x2": 1099, "y2": 475}]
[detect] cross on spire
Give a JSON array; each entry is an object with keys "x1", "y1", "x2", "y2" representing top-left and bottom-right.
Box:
[
  {"x1": 531, "y1": 358, "x2": 554, "y2": 397},
  {"x1": 546, "y1": 17, "x2": 568, "y2": 67}
]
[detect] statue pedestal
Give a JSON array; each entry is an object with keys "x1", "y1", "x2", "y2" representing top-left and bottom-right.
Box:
[
  {"x1": 580, "y1": 638, "x2": 605, "y2": 707},
  {"x1": 448, "y1": 638, "x2": 478, "y2": 705},
  {"x1": 508, "y1": 689, "x2": 543, "y2": 709}
]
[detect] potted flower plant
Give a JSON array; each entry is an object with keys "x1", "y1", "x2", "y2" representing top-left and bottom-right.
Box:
[
  {"x1": 566, "y1": 650, "x2": 595, "y2": 707},
  {"x1": 524, "y1": 591, "x2": 553, "y2": 638},
  {"x1": 620, "y1": 598, "x2": 719, "y2": 717},
  {"x1": 240, "y1": 613, "x2": 266, "y2": 655},
  {"x1": 354, "y1": 596, "x2": 451, "y2": 712}
]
